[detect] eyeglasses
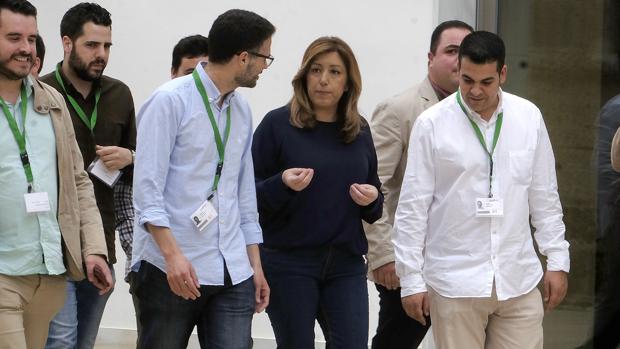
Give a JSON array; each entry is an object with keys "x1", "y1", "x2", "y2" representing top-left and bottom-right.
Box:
[{"x1": 247, "y1": 51, "x2": 274, "y2": 67}]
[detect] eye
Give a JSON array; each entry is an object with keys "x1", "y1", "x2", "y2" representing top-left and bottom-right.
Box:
[
  {"x1": 310, "y1": 67, "x2": 321, "y2": 74},
  {"x1": 330, "y1": 69, "x2": 341, "y2": 75}
]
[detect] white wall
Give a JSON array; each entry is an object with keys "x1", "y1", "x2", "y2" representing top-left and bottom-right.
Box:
[{"x1": 29, "y1": 0, "x2": 453, "y2": 343}]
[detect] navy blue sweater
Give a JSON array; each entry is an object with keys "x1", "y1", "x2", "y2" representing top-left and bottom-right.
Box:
[{"x1": 252, "y1": 105, "x2": 383, "y2": 255}]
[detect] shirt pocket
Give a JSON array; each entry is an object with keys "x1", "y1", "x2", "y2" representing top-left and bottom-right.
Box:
[{"x1": 509, "y1": 150, "x2": 535, "y2": 185}]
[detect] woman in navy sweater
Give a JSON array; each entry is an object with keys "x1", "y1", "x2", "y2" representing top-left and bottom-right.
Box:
[{"x1": 252, "y1": 36, "x2": 383, "y2": 349}]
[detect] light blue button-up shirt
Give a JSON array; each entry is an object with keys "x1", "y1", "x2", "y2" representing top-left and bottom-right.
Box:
[
  {"x1": 132, "y1": 63, "x2": 262, "y2": 285},
  {"x1": 0, "y1": 77, "x2": 65, "y2": 275}
]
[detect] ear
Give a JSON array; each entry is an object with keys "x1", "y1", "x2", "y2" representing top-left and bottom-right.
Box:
[
  {"x1": 427, "y1": 51, "x2": 434, "y2": 67},
  {"x1": 62, "y1": 36, "x2": 73, "y2": 56},
  {"x1": 499, "y1": 64, "x2": 507, "y2": 85},
  {"x1": 170, "y1": 67, "x2": 177, "y2": 79},
  {"x1": 237, "y1": 51, "x2": 250, "y2": 67}
]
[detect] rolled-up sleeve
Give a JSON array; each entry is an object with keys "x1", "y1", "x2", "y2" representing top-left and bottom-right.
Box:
[{"x1": 238, "y1": 108, "x2": 263, "y2": 245}]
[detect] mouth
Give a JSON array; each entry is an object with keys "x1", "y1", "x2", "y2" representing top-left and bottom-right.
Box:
[{"x1": 12, "y1": 55, "x2": 31, "y2": 63}]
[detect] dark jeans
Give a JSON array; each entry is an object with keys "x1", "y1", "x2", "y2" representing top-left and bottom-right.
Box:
[
  {"x1": 133, "y1": 261, "x2": 255, "y2": 349},
  {"x1": 371, "y1": 284, "x2": 430, "y2": 349},
  {"x1": 261, "y1": 246, "x2": 368, "y2": 349}
]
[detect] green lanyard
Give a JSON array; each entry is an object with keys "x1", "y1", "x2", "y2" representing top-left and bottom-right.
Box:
[
  {"x1": 54, "y1": 63, "x2": 101, "y2": 133},
  {"x1": 0, "y1": 84, "x2": 33, "y2": 192},
  {"x1": 192, "y1": 69, "x2": 232, "y2": 195},
  {"x1": 456, "y1": 90, "x2": 503, "y2": 198}
]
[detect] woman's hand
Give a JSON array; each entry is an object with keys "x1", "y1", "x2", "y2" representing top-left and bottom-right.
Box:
[
  {"x1": 350, "y1": 183, "x2": 378, "y2": 206},
  {"x1": 282, "y1": 168, "x2": 314, "y2": 191}
]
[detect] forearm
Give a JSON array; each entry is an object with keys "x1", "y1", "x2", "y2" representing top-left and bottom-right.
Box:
[
  {"x1": 147, "y1": 223, "x2": 181, "y2": 260},
  {"x1": 246, "y1": 244, "x2": 263, "y2": 273}
]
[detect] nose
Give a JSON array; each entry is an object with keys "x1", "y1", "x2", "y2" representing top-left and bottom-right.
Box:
[
  {"x1": 319, "y1": 71, "x2": 329, "y2": 85},
  {"x1": 470, "y1": 84, "x2": 483, "y2": 96}
]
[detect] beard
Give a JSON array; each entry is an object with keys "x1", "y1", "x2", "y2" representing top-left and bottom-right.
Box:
[
  {"x1": 0, "y1": 52, "x2": 33, "y2": 80},
  {"x1": 234, "y1": 65, "x2": 259, "y2": 88},
  {"x1": 68, "y1": 48, "x2": 106, "y2": 82}
]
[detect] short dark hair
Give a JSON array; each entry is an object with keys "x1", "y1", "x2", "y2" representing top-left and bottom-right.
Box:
[
  {"x1": 0, "y1": 0, "x2": 37, "y2": 21},
  {"x1": 430, "y1": 20, "x2": 473, "y2": 54},
  {"x1": 458, "y1": 31, "x2": 505, "y2": 73},
  {"x1": 60, "y1": 2, "x2": 111, "y2": 41},
  {"x1": 207, "y1": 9, "x2": 275, "y2": 64},
  {"x1": 35, "y1": 33, "x2": 45, "y2": 73},
  {"x1": 172, "y1": 35, "x2": 209, "y2": 71}
]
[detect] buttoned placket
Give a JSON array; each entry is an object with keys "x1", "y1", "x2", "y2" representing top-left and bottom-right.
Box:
[{"x1": 476, "y1": 112, "x2": 503, "y2": 295}]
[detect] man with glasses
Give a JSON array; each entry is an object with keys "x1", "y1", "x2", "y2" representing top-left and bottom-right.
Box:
[{"x1": 131, "y1": 9, "x2": 275, "y2": 348}]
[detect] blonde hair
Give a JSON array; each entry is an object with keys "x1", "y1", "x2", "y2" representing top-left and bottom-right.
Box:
[{"x1": 289, "y1": 36, "x2": 363, "y2": 143}]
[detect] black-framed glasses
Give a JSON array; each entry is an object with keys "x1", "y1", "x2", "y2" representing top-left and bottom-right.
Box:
[{"x1": 248, "y1": 51, "x2": 274, "y2": 67}]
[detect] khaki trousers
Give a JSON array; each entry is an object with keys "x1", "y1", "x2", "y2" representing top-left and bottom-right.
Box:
[
  {"x1": 0, "y1": 274, "x2": 66, "y2": 349},
  {"x1": 428, "y1": 285, "x2": 544, "y2": 349}
]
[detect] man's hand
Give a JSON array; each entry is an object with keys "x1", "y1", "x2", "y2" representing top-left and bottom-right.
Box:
[
  {"x1": 350, "y1": 183, "x2": 378, "y2": 206},
  {"x1": 253, "y1": 268, "x2": 270, "y2": 313},
  {"x1": 282, "y1": 168, "x2": 314, "y2": 191},
  {"x1": 85, "y1": 254, "x2": 114, "y2": 295},
  {"x1": 95, "y1": 145, "x2": 133, "y2": 171},
  {"x1": 402, "y1": 292, "x2": 430, "y2": 326},
  {"x1": 543, "y1": 270, "x2": 568, "y2": 312},
  {"x1": 373, "y1": 262, "x2": 400, "y2": 290},
  {"x1": 164, "y1": 252, "x2": 201, "y2": 300}
]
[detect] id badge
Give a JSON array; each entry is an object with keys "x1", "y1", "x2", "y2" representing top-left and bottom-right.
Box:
[
  {"x1": 475, "y1": 197, "x2": 504, "y2": 217},
  {"x1": 87, "y1": 157, "x2": 121, "y2": 187},
  {"x1": 24, "y1": 192, "x2": 51, "y2": 213},
  {"x1": 190, "y1": 199, "x2": 218, "y2": 231}
]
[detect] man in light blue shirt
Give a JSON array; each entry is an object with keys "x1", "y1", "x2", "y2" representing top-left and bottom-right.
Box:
[
  {"x1": 0, "y1": 1, "x2": 112, "y2": 347},
  {"x1": 132, "y1": 9, "x2": 275, "y2": 348}
]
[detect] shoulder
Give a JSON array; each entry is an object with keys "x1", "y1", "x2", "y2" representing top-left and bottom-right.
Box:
[
  {"x1": 502, "y1": 91, "x2": 543, "y2": 122},
  {"x1": 373, "y1": 78, "x2": 436, "y2": 123},
  {"x1": 100, "y1": 75, "x2": 132, "y2": 95},
  {"x1": 39, "y1": 72, "x2": 60, "y2": 90},
  {"x1": 258, "y1": 105, "x2": 291, "y2": 128}
]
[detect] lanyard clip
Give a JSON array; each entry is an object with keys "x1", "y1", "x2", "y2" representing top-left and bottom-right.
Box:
[
  {"x1": 20, "y1": 152, "x2": 30, "y2": 166},
  {"x1": 216, "y1": 162, "x2": 223, "y2": 176}
]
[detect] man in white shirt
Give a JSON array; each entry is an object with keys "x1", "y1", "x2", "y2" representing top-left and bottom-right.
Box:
[{"x1": 393, "y1": 31, "x2": 570, "y2": 349}]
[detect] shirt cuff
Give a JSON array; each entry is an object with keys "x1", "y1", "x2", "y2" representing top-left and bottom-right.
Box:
[
  {"x1": 241, "y1": 222, "x2": 263, "y2": 245},
  {"x1": 546, "y1": 250, "x2": 570, "y2": 273},
  {"x1": 399, "y1": 273, "x2": 427, "y2": 297}
]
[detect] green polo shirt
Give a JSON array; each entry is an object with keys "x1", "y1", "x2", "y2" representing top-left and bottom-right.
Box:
[{"x1": 0, "y1": 77, "x2": 65, "y2": 275}]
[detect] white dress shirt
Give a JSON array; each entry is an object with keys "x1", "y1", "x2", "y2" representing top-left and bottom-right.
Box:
[{"x1": 393, "y1": 89, "x2": 570, "y2": 300}]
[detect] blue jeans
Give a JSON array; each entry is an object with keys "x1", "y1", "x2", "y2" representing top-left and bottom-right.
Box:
[
  {"x1": 261, "y1": 246, "x2": 369, "y2": 349},
  {"x1": 45, "y1": 264, "x2": 115, "y2": 349},
  {"x1": 133, "y1": 261, "x2": 255, "y2": 349}
]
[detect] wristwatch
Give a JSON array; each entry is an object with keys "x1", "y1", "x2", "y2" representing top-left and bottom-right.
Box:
[{"x1": 131, "y1": 150, "x2": 136, "y2": 164}]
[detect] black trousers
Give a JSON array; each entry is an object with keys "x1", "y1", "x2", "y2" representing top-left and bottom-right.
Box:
[{"x1": 371, "y1": 284, "x2": 430, "y2": 349}]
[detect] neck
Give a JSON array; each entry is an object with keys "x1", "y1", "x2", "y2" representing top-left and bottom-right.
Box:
[
  {"x1": 0, "y1": 75, "x2": 24, "y2": 104},
  {"x1": 479, "y1": 95, "x2": 500, "y2": 121},
  {"x1": 61, "y1": 60, "x2": 93, "y2": 99},
  {"x1": 204, "y1": 63, "x2": 237, "y2": 107},
  {"x1": 314, "y1": 108, "x2": 338, "y2": 122},
  {"x1": 427, "y1": 74, "x2": 453, "y2": 100}
]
